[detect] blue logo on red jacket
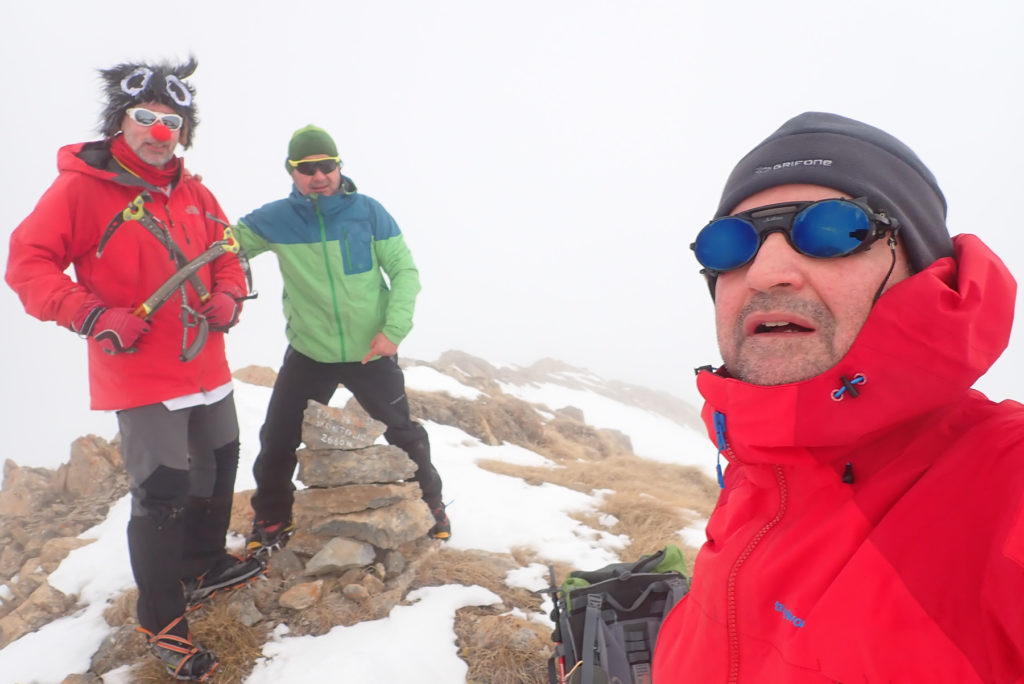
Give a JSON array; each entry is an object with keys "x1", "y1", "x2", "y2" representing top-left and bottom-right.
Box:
[{"x1": 775, "y1": 601, "x2": 805, "y2": 628}]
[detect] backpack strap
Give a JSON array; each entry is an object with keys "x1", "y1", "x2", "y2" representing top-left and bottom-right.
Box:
[
  {"x1": 663, "y1": 576, "x2": 689, "y2": 613},
  {"x1": 581, "y1": 593, "x2": 603, "y2": 684}
]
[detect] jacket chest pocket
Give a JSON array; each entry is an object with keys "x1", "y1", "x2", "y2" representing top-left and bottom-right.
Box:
[{"x1": 341, "y1": 223, "x2": 374, "y2": 275}]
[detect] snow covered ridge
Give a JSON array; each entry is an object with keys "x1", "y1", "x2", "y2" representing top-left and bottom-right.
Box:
[{"x1": 0, "y1": 352, "x2": 714, "y2": 683}]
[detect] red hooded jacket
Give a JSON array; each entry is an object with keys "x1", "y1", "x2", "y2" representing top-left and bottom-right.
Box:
[
  {"x1": 653, "y1": 235, "x2": 1024, "y2": 683},
  {"x1": 6, "y1": 140, "x2": 246, "y2": 410}
]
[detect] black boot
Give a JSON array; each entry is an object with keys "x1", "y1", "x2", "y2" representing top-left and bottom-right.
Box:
[
  {"x1": 139, "y1": 615, "x2": 219, "y2": 681},
  {"x1": 429, "y1": 503, "x2": 451, "y2": 541},
  {"x1": 246, "y1": 519, "x2": 296, "y2": 558},
  {"x1": 182, "y1": 552, "x2": 266, "y2": 606}
]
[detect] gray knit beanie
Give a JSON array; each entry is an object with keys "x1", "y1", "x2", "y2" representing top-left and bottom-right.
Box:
[{"x1": 715, "y1": 112, "x2": 953, "y2": 274}]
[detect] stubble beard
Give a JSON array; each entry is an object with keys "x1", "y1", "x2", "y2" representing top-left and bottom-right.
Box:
[
  {"x1": 721, "y1": 293, "x2": 839, "y2": 386},
  {"x1": 139, "y1": 147, "x2": 174, "y2": 167}
]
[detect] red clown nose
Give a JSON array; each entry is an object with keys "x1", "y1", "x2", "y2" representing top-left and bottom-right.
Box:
[{"x1": 150, "y1": 123, "x2": 172, "y2": 141}]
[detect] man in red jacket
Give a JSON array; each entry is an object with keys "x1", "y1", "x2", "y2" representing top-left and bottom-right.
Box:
[
  {"x1": 6, "y1": 58, "x2": 263, "y2": 681},
  {"x1": 652, "y1": 113, "x2": 1024, "y2": 682}
]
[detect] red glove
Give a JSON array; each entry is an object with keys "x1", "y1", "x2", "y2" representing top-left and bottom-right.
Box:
[
  {"x1": 200, "y1": 291, "x2": 241, "y2": 332},
  {"x1": 71, "y1": 295, "x2": 150, "y2": 354},
  {"x1": 93, "y1": 309, "x2": 150, "y2": 353}
]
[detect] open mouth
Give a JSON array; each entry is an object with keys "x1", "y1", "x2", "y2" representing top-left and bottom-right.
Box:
[{"x1": 754, "y1": 321, "x2": 814, "y2": 334}]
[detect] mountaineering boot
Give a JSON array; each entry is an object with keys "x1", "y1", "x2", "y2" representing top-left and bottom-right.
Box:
[
  {"x1": 246, "y1": 519, "x2": 296, "y2": 558},
  {"x1": 429, "y1": 504, "x2": 451, "y2": 541},
  {"x1": 182, "y1": 553, "x2": 266, "y2": 606},
  {"x1": 139, "y1": 616, "x2": 219, "y2": 681}
]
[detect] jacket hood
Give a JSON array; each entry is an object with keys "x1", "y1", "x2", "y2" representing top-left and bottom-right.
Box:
[
  {"x1": 57, "y1": 141, "x2": 119, "y2": 180},
  {"x1": 698, "y1": 234, "x2": 1016, "y2": 461}
]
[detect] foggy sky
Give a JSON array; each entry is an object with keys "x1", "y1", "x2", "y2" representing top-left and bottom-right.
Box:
[{"x1": 3, "y1": 0, "x2": 1023, "y2": 466}]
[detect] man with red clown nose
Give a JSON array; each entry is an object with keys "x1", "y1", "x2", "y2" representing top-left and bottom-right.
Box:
[{"x1": 6, "y1": 57, "x2": 263, "y2": 681}]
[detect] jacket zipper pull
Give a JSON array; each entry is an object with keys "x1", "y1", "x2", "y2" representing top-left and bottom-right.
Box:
[{"x1": 713, "y1": 411, "x2": 727, "y2": 489}]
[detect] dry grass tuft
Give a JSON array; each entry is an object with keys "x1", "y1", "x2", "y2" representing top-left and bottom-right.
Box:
[
  {"x1": 476, "y1": 452, "x2": 717, "y2": 563},
  {"x1": 414, "y1": 548, "x2": 542, "y2": 615},
  {"x1": 477, "y1": 454, "x2": 716, "y2": 517},
  {"x1": 103, "y1": 588, "x2": 138, "y2": 627},
  {"x1": 457, "y1": 608, "x2": 552, "y2": 684},
  {"x1": 601, "y1": 492, "x2": 698, "y2": 567}
]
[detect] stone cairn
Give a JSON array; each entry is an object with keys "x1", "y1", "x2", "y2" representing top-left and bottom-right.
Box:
[{"x1": 267, "y1": 399, "x2": 438, "y2": 614}]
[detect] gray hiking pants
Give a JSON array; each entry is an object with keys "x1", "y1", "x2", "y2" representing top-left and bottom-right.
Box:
[{"x1": 117, "y1": 393, "x2": 239, "y2": 635}]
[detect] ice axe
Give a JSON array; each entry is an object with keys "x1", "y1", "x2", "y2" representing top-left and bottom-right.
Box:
[{"x1": 131, "y1": 225, "x2": 241, "y2": 361}]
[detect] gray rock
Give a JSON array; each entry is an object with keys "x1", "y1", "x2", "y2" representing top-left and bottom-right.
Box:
[
  {"x1": 305, "y1": 537, "x2": 376, "y2": 576},
  {"x1": 295, "y1": 483, "x2": 420, "y2": 519},
  {"x1": 342, "y1": 584, "x2": 369, "y2": 601},
  {"x1": 279, "y1": 580, "x2": 323, "y2": 610},
  {"x1": 265, "y1": 548, "x2": 305, "y2": 581},
  {"x1": 383, "y1": 550, "x2": 407, "y2": 576},
  {"x1": 301, "y1": 401, "x2": 385, "y2": 450},
  {"x1": 226, "y1": 594, "x2": 265, "y2": 627},
  {"x1": 310, "y1": 499, "x2": 434, "y2": 549},
  {"x1": 555, "y1": 405, "x2": 586, "y2": 422},
  {"x1": 90, "y1": 623, "x2": 147, "y2": 676},
  {"x1": 297, "y1": 446, "x2": 418, "y2": 487},
  {"x1": 249, "y1": 574, "x2": 285, "y2": 614}
]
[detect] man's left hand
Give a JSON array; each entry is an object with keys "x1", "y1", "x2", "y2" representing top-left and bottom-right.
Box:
[
  {"x1": 362, "y1": 332, "x2": 398, "y2": 364},
  {"x1": 200, "y1": 291, "x2": 241, "y2": 331}
]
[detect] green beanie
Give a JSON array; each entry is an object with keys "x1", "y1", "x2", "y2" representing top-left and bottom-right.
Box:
[{"x1": 285, "y1": 124, "x2": 339, "y2": 171}]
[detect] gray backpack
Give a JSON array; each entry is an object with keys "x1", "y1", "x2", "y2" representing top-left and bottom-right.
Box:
[{"x1": 546, "y1": 546, "x2": 689, "y2": 684}]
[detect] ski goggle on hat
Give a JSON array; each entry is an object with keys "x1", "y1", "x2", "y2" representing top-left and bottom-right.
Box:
[{"x1": 691, "y1": 197, "x2": 900, "y2": 276}]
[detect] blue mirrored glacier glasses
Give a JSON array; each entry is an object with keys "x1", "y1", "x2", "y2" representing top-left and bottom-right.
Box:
[{"x1": 692, "y1": 197, "x2": 899, "y2": 275}]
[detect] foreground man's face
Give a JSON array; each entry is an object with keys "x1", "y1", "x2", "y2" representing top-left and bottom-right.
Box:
[{"x1": 714, "y1": 184, "x2": 911, "y2": 385}]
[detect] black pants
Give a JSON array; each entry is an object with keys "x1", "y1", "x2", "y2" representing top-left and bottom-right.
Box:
[
  {"x1": 251, "y1": 346, "x2": 443, "y2": 524},
  {"x1": 118, "y1": 394, "x2": 239, "y2": 635}
]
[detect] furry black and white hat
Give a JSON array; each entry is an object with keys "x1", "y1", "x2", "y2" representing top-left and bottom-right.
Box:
[{"x1": 98, "y1": 57, "x2": 200, "y2": 148}]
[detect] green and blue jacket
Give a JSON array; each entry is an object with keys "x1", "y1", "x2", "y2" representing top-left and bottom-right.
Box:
[{"x1": 234, "y1": 179, "x2": 420, "y2": 363}]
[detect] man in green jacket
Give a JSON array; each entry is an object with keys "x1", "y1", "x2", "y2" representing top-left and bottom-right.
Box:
[{"x1": 234, "y1": 125, "x2": 448, "y2": 554}]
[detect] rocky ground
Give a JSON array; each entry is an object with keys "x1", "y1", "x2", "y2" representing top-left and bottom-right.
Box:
[{"x1": 0, "y1": 356, "x2": 706, "y2": 682}]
